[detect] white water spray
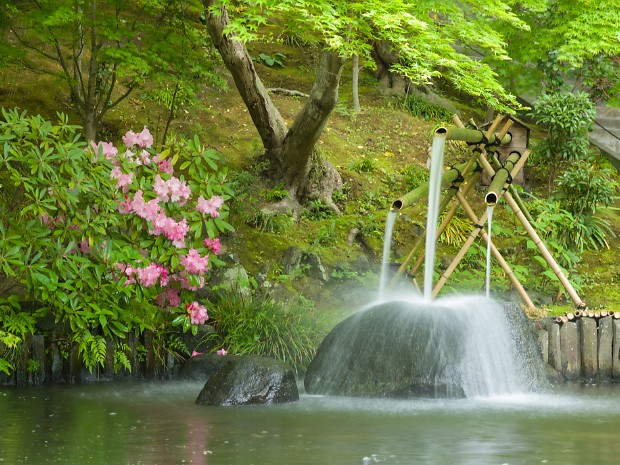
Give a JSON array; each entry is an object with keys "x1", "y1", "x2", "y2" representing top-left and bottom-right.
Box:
[
  {"x1": 378, "y1": 209, "x2": 398, "y2": 300},
  {"x1": 485, "y1": 206, "x2": 494, "y2": 298},
  {"x1": 423, "y1": 130, "x2": 447, "y2": 300}
]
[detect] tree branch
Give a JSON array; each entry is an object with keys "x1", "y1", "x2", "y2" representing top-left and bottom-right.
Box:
[
  {"x1": 267, "y1": 88, "x2": 310, "y2": 98},
  {"x1": 204, "y1": 0, "x2": 287, "y2": 150}
]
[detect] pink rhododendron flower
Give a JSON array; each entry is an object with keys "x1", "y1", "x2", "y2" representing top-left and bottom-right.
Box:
[
  {"x1": 154, "y1": 287, "x2": 180, "y2": 308},
  {"x1": 151, "y1": 215, "x2": 189, "y2": 247},
  {"x1": 191, "y1": 351, "x2": 203, "y2": 357},
  {"x1": 180, "y1": 249, "x2": 209, "y2": 274},
  {"x1": 123, "y1": 127, "x2": 153, "y2": 148},
  {"x1": 203, "y1": 237, "x2": 222, "y2": 255},
  {"x1": 186, "y1": 301, "x2": 208, "y2": 325},
  {"x1": 216, "y1": 348, "x2": 227, "y2": 356},
  {"x1": 117, "y1": 195, "x2": 133, "y2": 214},
  {"x1": 153, "y1": 175, "x2": 170, "y2": 202},
  {"x1": 116, "y1": 173, "x2": 134, "y2": 191},
  {"x1": 136, "y1": 263, "x2": 161, "y2": 287},
  {"x1": 91, "y1": 141, "x2": 118, "y2": 162},
  {"x1": 132, "y1": 190, "x2": 161, "y2": 222},
  {"x1": 110, "y1": 166, "x2": 122, "y2": 179},
  {"x1": 153, "y1": 175, "x2": 191, "y2": 204},
  {"x1": 122, "y1": 130, "x2": 139, "y2": 147},
  {"x1": 139, "y1": 150, "x2": 151, "y2": 164},
  {"x1": 136, "y1": 127, "x2": 154, "y2": 148},
  {"x1": 158, "y1": 159, "x2": 174, "y2": 174},
  {"x1": 196, "y1": 195, "x2": 223, "y2": 218}
]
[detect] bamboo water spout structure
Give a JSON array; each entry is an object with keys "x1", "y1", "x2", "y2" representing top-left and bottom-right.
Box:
[{"x1": 386, "y1": 115, "x2": 586, "y2": 310}]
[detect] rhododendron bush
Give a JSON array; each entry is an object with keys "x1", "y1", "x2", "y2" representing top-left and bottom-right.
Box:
[{"x1": 0, "y1": 109, "x2": 232, "y2": 375}]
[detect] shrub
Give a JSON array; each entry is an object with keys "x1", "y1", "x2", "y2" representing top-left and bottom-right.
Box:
[
  {"x1": 528, "y1": 91, "x2": 596, "y2": 190},
  {"x1": 0, "y1": 108, "x2": 232, "y2": 374}
]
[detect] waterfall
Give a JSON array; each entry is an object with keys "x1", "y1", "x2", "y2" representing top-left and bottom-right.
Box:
[
  {"x1": 423, "y1": 130, "x2": 447, "y2": 300},
  {"x1": 378, "y1": 209, "x2": 398, "y2": 300},
  {"x1": 486, "y1": 205, "x2": 494, "y2": 298}
]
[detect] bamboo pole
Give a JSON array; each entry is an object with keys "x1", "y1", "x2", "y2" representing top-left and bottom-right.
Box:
[
  {"x1": 443, "y1": 127, "x2": 512, "y2": 146},
  {"x1": 432, "y1": 205, "x2": 490, "y2": 298},
  {"x1": 476, "y1": 154, "x2": 586, "y2": 309},
  {"x1": 484, "y1": 151, "x2": 522, "y2": 206},
  {"x1": 490, "y1": 154, "x2": 535, "y2": 224},
  {"x1": 391, "y1": 162, "x2": 470, "y2": 211}
]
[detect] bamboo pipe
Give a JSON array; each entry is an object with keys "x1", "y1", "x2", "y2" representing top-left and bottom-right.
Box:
[
  {"x1": 391, "y1": 162, "x2": 468, "y2": 211},
  {"x1": 476, "y1": 154, "x2": 586, "y2": 309},
  {"x1": 442, "y1": 127, "x2": 512, "y2": 146},
  {"x1": 445, "y1": 190, "x2": 536, "y2": 309},
  {"x1": 490, "y1": 153, "x2": 535, "y2": 224},
  {"x1": 484, "y1": 151, "x2": 522, "y2": 206}
]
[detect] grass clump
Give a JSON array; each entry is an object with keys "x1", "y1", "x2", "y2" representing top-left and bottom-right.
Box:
[{"x1": 208, "y1": 290, "x2": 326, "y2": 373}]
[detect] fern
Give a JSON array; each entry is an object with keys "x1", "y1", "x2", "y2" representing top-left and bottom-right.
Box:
[
  {"x1": 113, "y1": 342, "x2": 132, "y2": 373},
  {"x1": 74, "y1": 331, "x2": 107, "y2": 373},
  {"x1": 0, "y1": 359, "x2": 13, "y2": 376},
  {"x1": 0, "y1": 330, "x2": 21, "y2": 349}
]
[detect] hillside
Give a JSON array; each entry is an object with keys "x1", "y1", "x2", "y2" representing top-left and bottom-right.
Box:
[{"x1": 1, "y1": 41, "x2": 618, "y2": 321}]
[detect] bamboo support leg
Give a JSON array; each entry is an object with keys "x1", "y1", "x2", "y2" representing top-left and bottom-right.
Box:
[
  {"x1": 432, "y1": 207, "x2": 489, "y2": 298},
  {"x1": 477, "y1": 155, "x2": 585, "y2": 308},
  {"x1": 454, "y1": 192, "x2": 535, "y2": 309},
  {"x1": 407, "y1": 171, "x2": 481, "y2": 278}
]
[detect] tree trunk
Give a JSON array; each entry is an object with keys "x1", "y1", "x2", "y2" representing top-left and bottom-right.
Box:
[
  {"x1": 205, "y1": 0, "x2": 287, "y2": 151},
  {"x1": 204, "y1": 0, "x2": 344, "y2": 209},
  {"x1": 84, "y1": 109, "x2": 97, "y2": 142},
  {"x1": 352, "y1": 54, "x2": 361, "y2": 114}
]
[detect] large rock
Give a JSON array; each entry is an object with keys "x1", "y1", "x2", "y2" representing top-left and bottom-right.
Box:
[
  {"x1": 305, "y1": 300, "x2": 467, "y2": 398},
  {"x1": 195, "y1": 355, "x2": 299, "y2": 406},
  {"x1": 304, "y1": 297, "x2": 546, "y2": 398}
]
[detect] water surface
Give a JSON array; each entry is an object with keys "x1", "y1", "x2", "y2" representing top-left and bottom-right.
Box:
[{"x1": 1, "y1": 382, "x2": 619, "y2": 465}]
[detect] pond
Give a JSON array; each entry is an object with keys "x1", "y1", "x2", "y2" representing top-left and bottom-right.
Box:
[{"x1": 1, "y1": 381, "x2": 619, "y2": 465}]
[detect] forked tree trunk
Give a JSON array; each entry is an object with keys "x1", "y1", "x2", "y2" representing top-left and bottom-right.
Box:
[{"x1": 204, "y1": 0, "x2": 344, "y2": 210}]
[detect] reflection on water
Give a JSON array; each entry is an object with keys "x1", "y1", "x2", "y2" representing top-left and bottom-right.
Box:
[{"x1": 1, "y1": 382, "x2": 620, "y2": 465}]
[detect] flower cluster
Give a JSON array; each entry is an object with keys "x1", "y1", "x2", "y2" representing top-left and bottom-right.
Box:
[
  {"x1": 91, "y1": 127, "x2": 228, "y2": 330},
  {"x1": 187, "y1": 301, "x2": 208, "y2": 325}
]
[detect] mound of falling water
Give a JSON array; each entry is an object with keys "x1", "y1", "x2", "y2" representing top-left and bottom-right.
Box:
[{"x1": 304, "y1": 295, "x2": 546, "y2": 398}]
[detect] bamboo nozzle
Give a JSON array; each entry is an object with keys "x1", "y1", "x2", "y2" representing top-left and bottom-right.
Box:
[{"x1": 484, "y1": 151, "x2": 521, "y2": 207}]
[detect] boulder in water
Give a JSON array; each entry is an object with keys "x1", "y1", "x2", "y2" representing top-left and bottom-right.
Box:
[
  {"x1": 304, "y1": 296, "x2": 547, "y2": 398},
  {"x1": 305, "y1": 300, "x2": 466, "y2": 398},
  {"x1": 196, "y1": 355, "x2": 299, "y2": 406}
]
